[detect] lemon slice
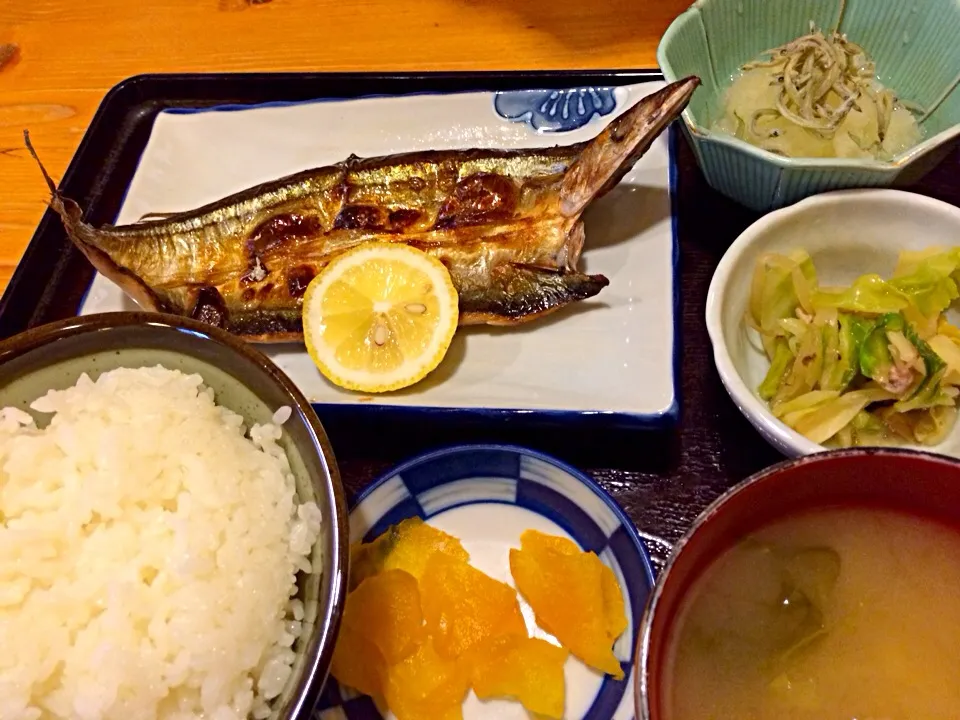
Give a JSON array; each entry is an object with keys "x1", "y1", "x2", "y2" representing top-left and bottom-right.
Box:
[{"x1": 302, "y1": 242, "x2": 459, "y2": 393}]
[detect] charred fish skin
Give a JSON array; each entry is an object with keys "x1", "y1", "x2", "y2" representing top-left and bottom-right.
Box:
[
  {"x1": 26, "y1": 76, "x2": 699, "y2": 343},
  {"x1": 458, "y1": 264, "x2": 611, "y2": 326}
]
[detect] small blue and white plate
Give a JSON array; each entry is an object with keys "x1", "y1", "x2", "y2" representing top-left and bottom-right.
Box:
[{"x1": 315, "y1": 444, "x2": 654, "y2": 720}]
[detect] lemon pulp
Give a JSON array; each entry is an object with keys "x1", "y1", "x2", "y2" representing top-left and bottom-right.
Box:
[{"x1": 302, "y1": 242, "x2": 459, "y2": 393}]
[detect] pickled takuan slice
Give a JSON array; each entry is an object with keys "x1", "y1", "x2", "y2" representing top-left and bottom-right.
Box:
[
  {"x1": 510, "y1": 531, "x2": 624, "y2": 678},
  {"x1": 330, "y1": 623, "x2": 387, "y2": 703},
  {"x1": 518, "y1": 529, "x2": 580, "y2": 556},
  {"x1": 350, "y1": 517, "x2": 469, "y2": 589},
  {"x1": 516, "y1": 530, "x2": 629, "y2": 644},
  {"x1": 599, "y1": 561, "x2": 628, "y2": 641},
  {"x1": 420, "y1": 551, "x2": 527, "y2": 659},
  {"x1": 341, "y1": 568, "x2": 424, "y2": 664},
  {"x1": 386, "y1": 639, "x2": 470, "y2": 720},
  {"x1": 470, "y1": 634, "x2": 569, "y2": 719}
]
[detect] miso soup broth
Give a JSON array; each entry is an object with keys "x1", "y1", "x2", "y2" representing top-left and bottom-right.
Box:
[{"x1": 664, "y1": 507, "x2": 960, "y2": 719}]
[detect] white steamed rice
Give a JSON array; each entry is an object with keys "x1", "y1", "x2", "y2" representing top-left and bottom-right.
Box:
[{"x1": 0, "y1": 366, "x2": 323, "y2": 720}]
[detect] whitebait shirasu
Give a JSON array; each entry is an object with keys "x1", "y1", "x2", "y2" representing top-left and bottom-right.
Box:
[{"x1": 741, "y1": 25, "x2": 904, "y2": 144}]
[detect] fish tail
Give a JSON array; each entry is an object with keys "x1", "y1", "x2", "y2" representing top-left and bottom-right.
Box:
[
  {"x1": 559, "y1": 76, "x2": 700, "y2": 218},
  {"x1": 458, "y1": 262, "x2": 609, "y2": 326}
]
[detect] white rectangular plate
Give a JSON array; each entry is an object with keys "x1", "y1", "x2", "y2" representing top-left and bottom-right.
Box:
[{"x1": 79, "y1": 80, "x2": 679, "y2": 428}]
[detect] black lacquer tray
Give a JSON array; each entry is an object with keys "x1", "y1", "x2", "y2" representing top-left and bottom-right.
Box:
[{"x1": 2, "y1": 70, "x2": 957, "y2": 557}]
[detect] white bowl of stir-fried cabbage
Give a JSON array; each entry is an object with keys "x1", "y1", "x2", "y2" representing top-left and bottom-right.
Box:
[{"x1": 706, "y1": 188, "x2": 960, "y2": 458}]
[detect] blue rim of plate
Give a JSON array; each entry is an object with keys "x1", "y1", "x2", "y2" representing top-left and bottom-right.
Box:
[
  {"x1": 77, "y1": 80, "x2": 681, "y2": 432},
  {"x1": 316, "y1": 443, "x2": 655, "y2": 720}
]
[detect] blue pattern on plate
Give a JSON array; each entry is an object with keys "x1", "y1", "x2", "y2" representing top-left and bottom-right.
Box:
[
  {"x1": 494, "y1": 87, "x2": 618, "y2": 132},
  {"x1": 320, "y1": 444, "x2": 655, "y2": 720}
]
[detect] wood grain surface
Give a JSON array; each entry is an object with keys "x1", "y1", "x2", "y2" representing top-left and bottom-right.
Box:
[{"x1": 0, "y1": 0, "x2": 689, "y2": 289}]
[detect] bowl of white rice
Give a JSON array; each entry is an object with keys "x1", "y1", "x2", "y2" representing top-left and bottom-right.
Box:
[{"x1": 0, "y1": 312, "x2": 348, "y2": 720}]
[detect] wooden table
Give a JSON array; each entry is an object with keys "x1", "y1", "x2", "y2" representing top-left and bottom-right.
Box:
[{"x1": 0, "y1": 0, "x2": 690, "y2": 290}]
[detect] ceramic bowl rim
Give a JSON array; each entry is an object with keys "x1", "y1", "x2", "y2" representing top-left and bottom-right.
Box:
[
  {"x1": 656, "y1": 0, "x2": 960, "y2": 171},
  {"x1": 355, "y1": 440, "x2": 653, "y2": 578},
  {"x1": 354, "y1": 442, "x2": 655, "y2": 591},
  {"x1": 0, "y1": 310, "x2": 350, "y2": 720},
  {"x1": 704, "y1": 187, "x2": 960, "y2": 458},
  {"x1": 351, "y1": 442, "x2": 657, "y2": 716},
  {"x1": 633, "y1": 445, "x2": 960, "y2": 720}
]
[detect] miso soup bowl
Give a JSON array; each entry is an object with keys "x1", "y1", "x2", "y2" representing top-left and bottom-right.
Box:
[{"x1": 634, "y1": 448, "x2": 960, "y2": 719}]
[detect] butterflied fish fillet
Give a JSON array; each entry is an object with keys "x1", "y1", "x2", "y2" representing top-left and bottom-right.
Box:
[{"x1": 27, "y1": 77, "x2": 699, "y2": 343}]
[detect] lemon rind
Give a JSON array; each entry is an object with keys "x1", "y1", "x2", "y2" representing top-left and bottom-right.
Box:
[{"x1": 302, "y1": 242, "x2": 459, "y2": 393}]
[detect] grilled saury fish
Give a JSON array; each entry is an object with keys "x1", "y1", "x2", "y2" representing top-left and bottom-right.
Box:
[{"x1": 28, "y1": 77, "x2": 699, "y2": 343}]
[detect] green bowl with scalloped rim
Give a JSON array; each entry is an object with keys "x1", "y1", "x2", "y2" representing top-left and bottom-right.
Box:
[{"x1": 657, "y1": 0, "x2": 960, "y2": 212}]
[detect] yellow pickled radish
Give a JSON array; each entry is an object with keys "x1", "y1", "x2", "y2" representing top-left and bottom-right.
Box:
[{"x1": 302, "y1": 242, "x2": 459, "y2": 393}]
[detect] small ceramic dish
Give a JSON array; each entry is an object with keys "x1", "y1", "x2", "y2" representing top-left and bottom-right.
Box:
[
  {"x1": 315, "y1": 444, "x2": 655, "y2": 720},
  {"x1": 705, "y1": 188, "x2": 960, "y2": 458},
  {"x1": 657, "y1": 0, "x2": 960, "y2": 212},
  {"x1": 0, "y1": 312, "x2": 348, "y2": 720}
]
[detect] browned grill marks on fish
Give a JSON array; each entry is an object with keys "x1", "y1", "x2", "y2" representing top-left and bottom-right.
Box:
[
  {"x1": 25, "y1": 77, "x2": 702, "y2": 343},
  {"x1": 191, "y1": 286, "x2": 229, "y2": 328},
  {"x1": 247, "y1": 213, "x2": 322, "y2": 256},
  {"x1": 435, "y1": 174, "x2": 518, "y2": 229},
  {"x1": 387, "y1": 208, "x2": 422, "y2": 230},
  {"x1": 286, "y1": 265, "x2": 316, "y2": 298},
  {"x1": 334, "y1": 205, "x2": 386, "y2": 231},
  {"x1": 258, "y1": 282, "x2": 275, "y2": 300},
  {"x1": 334, "y1": 205, "x2": 423, "y2": 233}
]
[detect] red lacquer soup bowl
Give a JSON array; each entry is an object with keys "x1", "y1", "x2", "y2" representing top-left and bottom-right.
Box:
[{"x1": 634, "y1": 447, "x2": 960, "y2": 719}]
